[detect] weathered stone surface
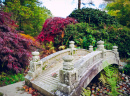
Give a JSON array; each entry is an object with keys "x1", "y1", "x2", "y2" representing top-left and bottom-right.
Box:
[
  {"x1": 89, "y1": 45, "x2": 93, "y2": 52},
  {"x1": 97, "y1": 40, "x2": 105, "y2": 51},
  {"x1": 27, "y1": 51, "x2": 42, "y2": 80},
  {"x1": 25, "y1": 40, "x2": 120, "y2": 96},
  {"x1": 25, "y1": 49, "x2": 89, "y2": 96}
]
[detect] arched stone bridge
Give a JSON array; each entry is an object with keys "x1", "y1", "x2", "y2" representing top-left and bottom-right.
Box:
[{"x1": 25, "y1": 40, "x2": 120, "y2": 96}]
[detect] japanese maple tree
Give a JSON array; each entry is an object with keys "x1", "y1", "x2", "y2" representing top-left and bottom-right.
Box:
[
  {"x1": 0, "y1": 8, "x2": 32, "y2": 73},
  {"x1": 37, "y1": 17, "x2": 78, "y2": 42}
]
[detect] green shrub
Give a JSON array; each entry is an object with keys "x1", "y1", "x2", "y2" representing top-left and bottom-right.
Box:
[
  {"x1": 69, "y1": 8, "x2": 119, "y2": 27},
  {"x1": 121, "y1": 58, "x2": 130, "y2": 76},
  {"x1": 54, "y1": 23, "x2": 96, "y2": 49}
]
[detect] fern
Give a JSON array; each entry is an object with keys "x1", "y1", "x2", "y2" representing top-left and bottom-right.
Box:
[
  {"x1": 81, "y1": 88, "x2": 91, "y2": 96},
  {"x1": 103, "y1": 61, "x2": 120, "y2": 96}
]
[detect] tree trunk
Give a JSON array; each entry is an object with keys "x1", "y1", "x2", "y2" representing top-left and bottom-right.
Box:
[{"x1": 78, "y1": 0, "x2": 81, "y2": 9}]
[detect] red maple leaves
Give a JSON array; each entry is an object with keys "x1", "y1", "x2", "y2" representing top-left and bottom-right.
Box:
[{"x1": 37, "y1": 17, "x2": 78, "y2": 42}]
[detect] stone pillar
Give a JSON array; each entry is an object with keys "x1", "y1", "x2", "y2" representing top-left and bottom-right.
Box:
[
  {"x1": 28, "y1": 51, "x2": 42, "y2": 79},
  {"x1": 89, "y1": 45, "x2": 93, "y2": 52},
  {"x1": 113, "y1": 46, "x2": 118, "y2": 53},
  {"x1": 69, "y1": 41, "x2": 75, "y2": 48},
  {"x1": 96, "y1": 40, "x2": 106, "y2": 58},
  {"x1": 69, "y1": 41, "x2": 76, "y2": 56},
  {"x1": 97, "y1": 40, "x2": 104, "y2": 51},
  {"x1": 113, "y1": 46, "x2": 119, "y2": 57},
  {"x1": 58, "y1": 55, "x2": 78, "y2": 94}
]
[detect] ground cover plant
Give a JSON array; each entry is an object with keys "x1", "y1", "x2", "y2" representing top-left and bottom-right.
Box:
[
  {"x1": 101, "y1": 62, "x2": 121, "y2": 96},
  {"x1": 0, "y1": 71, "x2": 24, "y2": 87}
]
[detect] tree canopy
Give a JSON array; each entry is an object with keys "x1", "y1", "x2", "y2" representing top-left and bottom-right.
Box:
[
  {"x1": 3, "y1": 0, "x2": 52, "y2": 36},
  {"x1": 105, "y1": 0, "x2": 130, "y2": 27}
]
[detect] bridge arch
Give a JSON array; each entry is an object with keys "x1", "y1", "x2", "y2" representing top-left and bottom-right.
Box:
[{"x1": 25, "y1": 40, "x2": 121, "y2": 96}]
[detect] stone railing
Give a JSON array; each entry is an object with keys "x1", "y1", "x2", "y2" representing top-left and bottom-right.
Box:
[
  {"x1": 26, "y1": 41, "x2": 89, "y2": 80},
  {"x1": 57, "y1": 40, "x2": 120, "y2": 95}
]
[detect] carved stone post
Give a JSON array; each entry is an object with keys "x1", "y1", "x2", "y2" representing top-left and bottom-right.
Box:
[
  {"x1": 113, "y1": 46, "x2": 118, "y2": 52},
  {"x1": 89, "y1": 45, "x2": 93, "y2": 52},
  {"x1": 113, "y1": 46, "x2": 119, "y2": 57},
  {"x1": 69, "y1": 41, "x2": 76, "y2": 55},
  {"x1": 28, "y1": 51, "x2": 42, "y2": 79},
  {"x1": 112, "y1": 46, "x2": 120, "y2": 65},
  {"x1": 97, "y1": 40, "x2": 106, "y2": 58},
  {"x1": 97, "y1": 40, "x2": 104, "y2": 51},
  {"x1": 58, "y1": 55, "x2": 78, "y2": 94}
]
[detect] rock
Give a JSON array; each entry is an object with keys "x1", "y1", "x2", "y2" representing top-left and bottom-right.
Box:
[{"x1": 122, "y1": 74, "x2": 125, "y2": 77}]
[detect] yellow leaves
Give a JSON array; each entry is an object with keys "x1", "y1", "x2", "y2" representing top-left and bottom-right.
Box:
[
  {"x1": 123, "y1": 1, "x2": 130, "y2": 6},
  {"x1": 19, "y1": 33, "x2": 41, "y2": 48},
  {"x1": 107, "y1": 10, "x2": 120, "y2": 16},
  {"x1": 59, "y1": 45, "x2": 66, "y2": 50},
  {"x1": 61, "y1": 31, "x2": 64, "y2": 38}
]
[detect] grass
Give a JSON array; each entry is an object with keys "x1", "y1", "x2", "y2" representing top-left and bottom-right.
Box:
[
  {"x1": 0, "y1": 92, "x2": 3, "y2": 96},
  {"x1": 0, "y1": 71, "x2": 25, "y2": 87}
]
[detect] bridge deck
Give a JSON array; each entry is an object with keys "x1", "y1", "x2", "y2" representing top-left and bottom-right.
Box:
[{"x1": 31, "y1": 55, "x2": 87, "y2": 95}]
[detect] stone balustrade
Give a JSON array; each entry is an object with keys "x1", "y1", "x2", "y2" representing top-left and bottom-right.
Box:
[
  {"x1": 58, "y1": 55, "x2": 78, "y2": 94},
  {"x1": 57, "y1": 40, "x2": 120, "y2": 96},
  {"x1": 25, "y1": 40, "x2": 120, "y2": 96},
  {"x1": 28, "y1": 51, "x2": 42, "y2": 79}
]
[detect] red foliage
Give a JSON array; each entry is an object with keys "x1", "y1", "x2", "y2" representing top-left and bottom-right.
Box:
[
  {"x1": 37, "y1": 17, "x2": 78, "y2": 42},
  {"x1": 0, "y1": 10, "x2": 18, "y2": 33},
  {"x1": 0, "y1": 9, "x2": 32, "y2": 73}
]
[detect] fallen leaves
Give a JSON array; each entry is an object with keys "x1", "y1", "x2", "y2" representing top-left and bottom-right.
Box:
[
  {"x1": 21, "y1": 85, "x2": 42, "y2": 96},
  {"x1": 51, "y1": 73, "x2": 58, "y2": 78},
  {"x1": 29, "y1": 88, "x2": 33, "y2": 94}
]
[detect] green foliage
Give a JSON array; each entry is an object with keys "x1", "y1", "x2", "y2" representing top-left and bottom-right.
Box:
[
  {"x1": 68, "y1": 7, "x2": 129, "y2": 58},
  {"x1": 105, "y1": 0, "x2": 130, "y2": 28},
  {"x1": 69, "y1": 8, "x2": 118, "y2": 27},
  {"x1": 0, "y1": 92, "x2": 3, "y2": 96},
  {"x1": 57, "y1": 21, "x2": 129, "y2": 58},
  {"x1": 0, "y1": 71, "x2": 24, "y2": 86},
  {"x1": 54, "y1": 23, "x2": 97, "y2": 49},
  {"x1": 121, "y1": 58, "x2": 130, "y2": 76},
  {"x1": 102, "y1": 61, "x2": 120, "y2": 96},
  {"x1": 4, "y1": 0, "x2": 52, "y2": 36},
  {"x1": 81, "y1": 88, "x2": 91, "y2": 96},
  {"x1": 105, "y1": 25, "x2": 130, "y2": 58}
]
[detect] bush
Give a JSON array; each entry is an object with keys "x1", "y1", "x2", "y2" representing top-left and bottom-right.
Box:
[
  {"x1": 0, "y1": 10, "x2": 32, "y2": 73},
  {"x1": 54, "y1": 23, "x2": 96, "y2": 49},
  {"x1": 55, "y1": 22, "x2": 130, "y2": 58},
  {"x1": 19, "y1": 33, "x2": 42, "y2": 49},
  {"x1": 69, "y1": 8, "x2": 118, "y2": 27},
  {"x1": 37, "y1": 17, "x2": 78, "y2": 42},
  {"x1": 121, "y1": 58, "x2": 130, "y2": 76}
]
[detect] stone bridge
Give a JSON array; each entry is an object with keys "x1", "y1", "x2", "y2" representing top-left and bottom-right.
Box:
[{"x1": 25, "y1": 40, "x2": 120, "y2": 96}]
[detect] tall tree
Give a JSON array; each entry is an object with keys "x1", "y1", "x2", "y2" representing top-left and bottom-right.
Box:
[
  {"x1": 105, "y1": 0, "x2": 130, "y2": 27},
  {"x1": 78, "y1": 0, "x2": 81, "y2": 9},
  {"x1": 3, "y1": 0, "x2": 52, "y2": 36},
  {"x1": 77, "y1": 0, "x2": 95, "y2": 9}
]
